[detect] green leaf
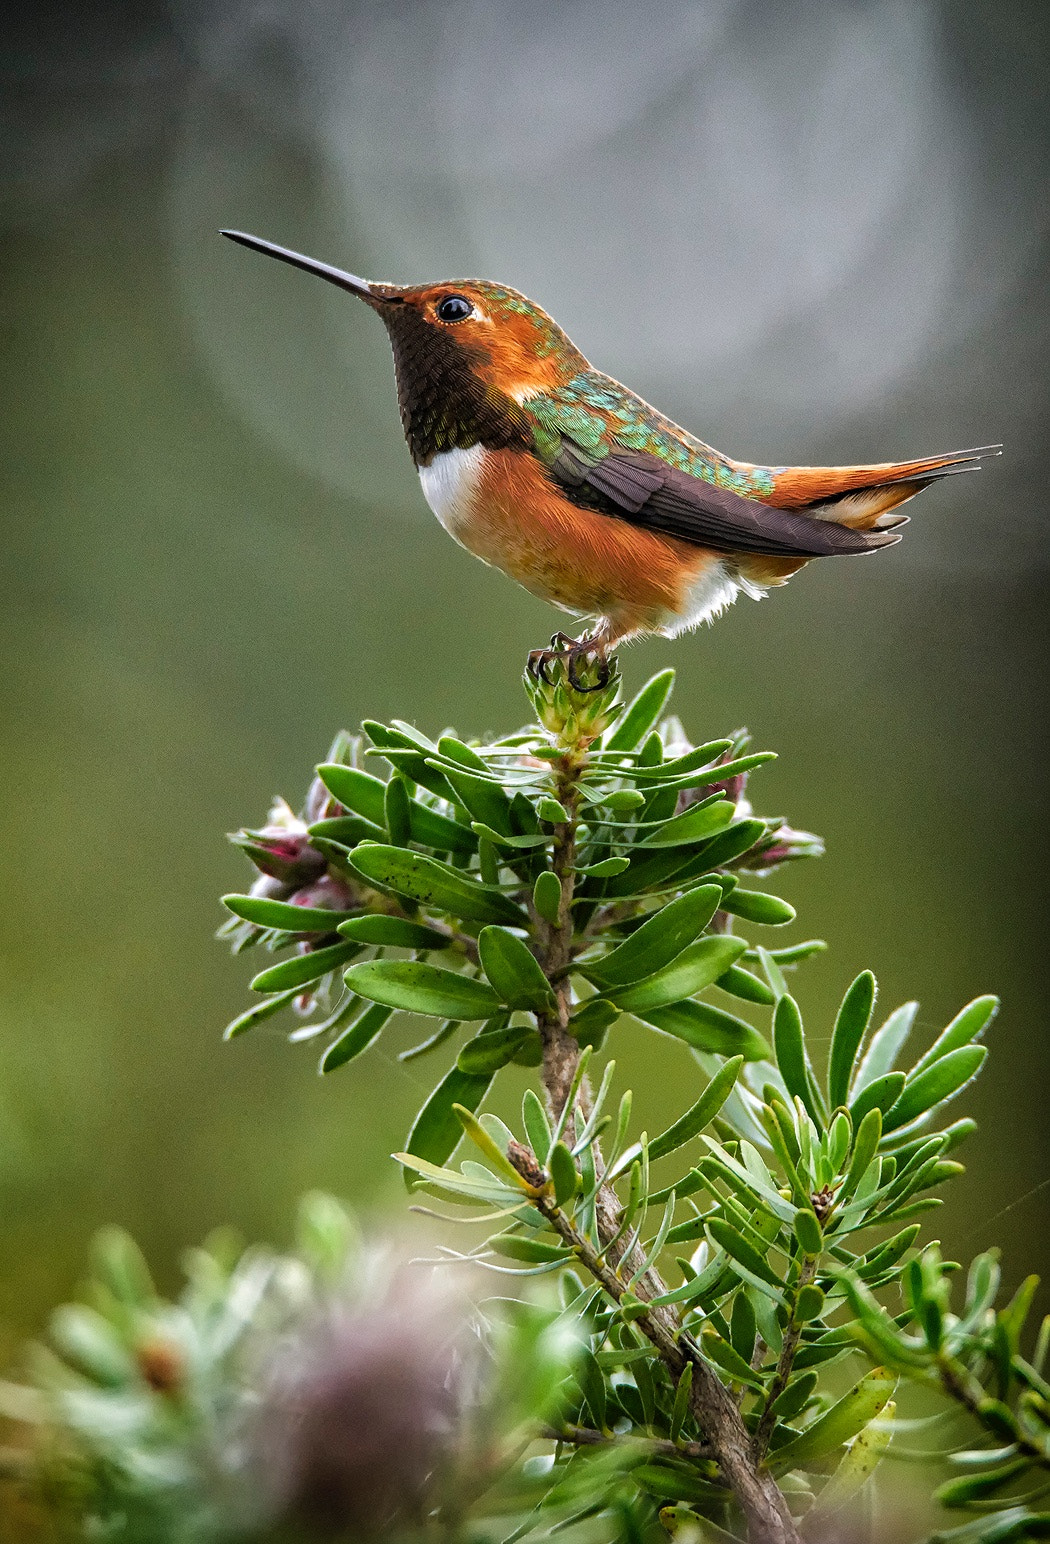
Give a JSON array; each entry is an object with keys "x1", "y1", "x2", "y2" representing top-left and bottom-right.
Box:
[
  {"x1": 769, "y1": 1371, "x2": 818, "y2": 1423},
  {"x1": 808, "y1": 1398, "x2": 894, "y2": 1519},
  {"x1": 912, "y1": 995, "x2": 999, "y2": 1077},
  {"x1": 828, "y1": 971, "x2": 877, "y2": 1110},
  {"x1": 585, "y1": 885, "x2": 723, "y2": 988},
  {"x1": 580, "y1": 855, "x2": 631, "y2": 878},
  {"x1": 402, "y1": 1065, "x2": 495, "y2": 1181},
  {"x1": 935, "y1": 1459, "x2": 1030, "y2": 1508},
  {"x1": 457, "y1": 1019, "x2": 531, "y2": 1075},
  {"x1": 571, "y1": 994, "x2": 620, "y2": 1043},
  {"x1": 609, "y1": 937, "x2": 747, "y2": 1014},
  {"x1": 796, "y1": 1284, "x2": 826, "y2": 1322},
  {"x1": 851, "y1": 1002, "x2": 918, "y2": 1095},
  {"x1": 347, "y1": 844, "x2": 526, "y2": 926},
  {"x1": 321, "y1": 1003, "x2": 394, "y2": 1072},
  {"x1": 51, "y1": 1304, "x2": 135, "y2": 1386},
  {"x1": 536, "y1": 796, "x2": 569, "y2": 823},
  {"x1": 319, "y1": 756, "x2": 475, "y2": 852},
  {"x1": 836, "y1": 1108, "x2": 882, "y2": 1208},
  {"x1": 223, "y1": 987, "x2": 299, "y2": 1039},
  {"x1": 549, "y1": 1141, "x2": 579, "y2": 1207},
  {"x1": 384, "y1": 775, "x2": 412, "y2": 846},
  {"x1": 706, "y1": 1218, "x2": 782, "y2": 1292},
  {"x1": 337, "y1": 915, "x2": 449, "y2": 949},
  {"x1": 478, "y1": 926, "x2": 556, "y2": 1012},
  {"x1": 648, "y1": 1057, "x2": 743, "y2": 1163},
  {"x1": 453, "y1": 1104, "x2": 537, "y2": 1189},
  {"x1": 882, "y1": 1046, "x2": 988, "y2": 1132},
  {"x1": 315, "y1": 762, "x2": 387, "y2": 824},
  {"x1": 773, "y1": 994, "x2": 822, "y2": 1125},
  {"x1": 688, "y1": 817, "x2": 767, "y2": 870},
  {"x1": 701, "y1": 1331, "x2": 765, "y2": 1390},
  {"x1": 345, "y1": 960, "x2": 499, "y2": 1019},
  {"x1": 533, "y1": 870, "x2": 562, "y2": 925},
  {"x1": 604, "y1": 668, "x2": 676, "y2": 752},
  {"x1": 719, "y1": 889, "x2": 796, "y2": 926},
  {"x1": 222, "y1": 894, "x2": 353, "y2": 932},
  {"x1": 638, "y1": 799, "x2": 736, "y2": 847},
  {"x1": 250, "y1": 940, "x2": 361, "y2": 993},
  {"x1": 849, "y1": 1072, "x2": 906, "y2": 1126},
  {"x1": 471, "y1": 822, "x2": 548, "y2": 850},
  {"x1": 488, "y1": 1234, "x2": 573, "y2": 1264},
  {"x1": 794, "y1": 1208, "x2": 823, "y2": 1258},
  {"x1": 716, "y1": 964, "x2": 776, "y2": 1005},
  {"x1": 637, "y1": 1000, "x2": 771, "y2": 1060},
  {"x1": 437, "y1": 762, "x2": 513, "y2": 836},
  {"x1": 769, "y1": 1367, "x2": 897, "y2": 1472},
  {"x1": 522, "y1": 1089, "x2": 552, "y2": 1164}
]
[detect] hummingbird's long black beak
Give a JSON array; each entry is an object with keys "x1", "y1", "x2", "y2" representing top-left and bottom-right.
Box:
[{"x1": 220, "y1": 230, "x2": 378, "y2": 302}]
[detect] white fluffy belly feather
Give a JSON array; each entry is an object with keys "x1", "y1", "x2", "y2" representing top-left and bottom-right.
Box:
[{"x1": 418, "y1": 445, "x2": 486, "y2": 545}]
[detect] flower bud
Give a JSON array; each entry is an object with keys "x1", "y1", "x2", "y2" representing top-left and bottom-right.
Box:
[{"x1": 737, "y1": 821, "x2": 824, "y2": 874}]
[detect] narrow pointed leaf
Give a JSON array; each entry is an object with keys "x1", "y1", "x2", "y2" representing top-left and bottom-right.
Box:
[
  {"x1": 488, "y1": 1234, "x2": 573, "y2": 1264},
  {"x1": 345, "y1": 959, "x2": 498, "y2": 1019},
  {"x1": 337, "y1": 915, "x2": 449, "y2": 950},
  {"x1": 222, "y1": 894, "x2": 353, "y2": 933},
  {"x1": 638, "y1": 799, "x2": 736, "y2": 847},
  {"x1": 716, "y1": 964, "x2": 776, "y2": 1005},
  {"x1": 828, "y1": 971, "x2": 877, "y2": 1110},
  {"x1": 604, "y1": 669, "x2": 676, "y2": 752},
  {"x1": 648, "y1": 1057, "x2": 743, "y2": 1163},
  {"x1": 224, "y1": 987, "x2": 299, "y2": 1039},
  {"x1": 478, "y1": 926, "x2": 556, "y2": 1011},
  {"x1": 636, "y1": 999, "x2": 771, "y2": 1060},
  {"x1": 250, "y1": 940, "x2": 361, "y2": 993},
  {"x1": 769, "y1": 1368, "x2": 897, "y2": 1472},
  {"x1": 882, "y1": 1046, "x2": 988, "y2": 1133},
  {"x1": 719, "y1": 889, "x2": 796, "y2": 926},
  {"x1": 809, "y1": 1400, "x2": 895, "y2": 1518},
  {"x1": 321, "y1": 1003, "x2": 394, "y2": 1072},
  {"x1": 912, "y1": 996, "x2": 999, "y2": 1077},
  {"x1": 609, "y1": 937, "x2": 746, "y2": 1014},
  {"x1": 585, "y1": 885, "x2": 723, "y2": 988},
  {"x1": 403, "y1": 1065, "x2": 495, "y2": 1181},
  {"x1": 347, "y1": 844, "x2": 526, "y2": 925}
]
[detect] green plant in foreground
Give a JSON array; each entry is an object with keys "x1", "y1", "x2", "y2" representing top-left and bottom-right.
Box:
[{"x1": 11, "y1": 654, "x2": 1049, "y2": 1544}]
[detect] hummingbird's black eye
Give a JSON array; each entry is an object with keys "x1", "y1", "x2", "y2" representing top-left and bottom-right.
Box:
[{"x1": 437, "y1": 294, "x2": 473, "y2": 322}]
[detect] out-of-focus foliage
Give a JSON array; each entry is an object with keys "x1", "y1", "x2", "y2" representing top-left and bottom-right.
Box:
[{"x1": 6, "y1": 662, "x2": 1043, "y2": 1543}]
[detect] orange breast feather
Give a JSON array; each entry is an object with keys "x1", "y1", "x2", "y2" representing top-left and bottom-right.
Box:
[{"x1": 465, "y1": 449, "x2": 714, "y2": 633}]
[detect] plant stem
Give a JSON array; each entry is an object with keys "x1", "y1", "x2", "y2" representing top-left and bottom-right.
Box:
[
  {"x1": 753, "y1": 1256, "x2": 817, "y2": 1459},
  {"x1": 529, "y1": 732, "x2": 801, "y2": 1544}
]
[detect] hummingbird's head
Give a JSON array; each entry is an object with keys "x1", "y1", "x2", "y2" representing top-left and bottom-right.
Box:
[{"x1": 222, "y1": 232, "x2": 590, "y2": 461}]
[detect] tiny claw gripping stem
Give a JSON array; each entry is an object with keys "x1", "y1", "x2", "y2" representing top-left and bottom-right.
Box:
[
  {"x1": 526, "y1": 633, "x2": 611, "y2": 693},
  {"x1": 566, "y1": 642, "x2": 609, "y2": 693}
]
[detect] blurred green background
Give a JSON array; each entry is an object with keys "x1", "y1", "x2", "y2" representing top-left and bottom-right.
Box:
[{"x1": 1, "y1": 0, "x2": 1047, "y2": 1364}]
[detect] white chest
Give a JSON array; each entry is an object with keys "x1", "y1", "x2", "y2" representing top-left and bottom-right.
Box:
[{"x1": 418, "y1": 445, "x2": 486, "y2": 543}]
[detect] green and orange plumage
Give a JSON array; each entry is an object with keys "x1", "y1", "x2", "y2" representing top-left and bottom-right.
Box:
[{"x1": 222, "y1": 231, "x2": 999, "y2": 678}]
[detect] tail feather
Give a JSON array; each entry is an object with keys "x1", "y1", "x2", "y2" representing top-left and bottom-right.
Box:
[{"x1": 765, "y1": 444, "x2": 1002, "y2": 513}]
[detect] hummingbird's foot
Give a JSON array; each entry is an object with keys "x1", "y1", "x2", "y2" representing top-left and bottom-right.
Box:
[{"x1": 526, "y1": 634, "x2": 610, "y2": 692}]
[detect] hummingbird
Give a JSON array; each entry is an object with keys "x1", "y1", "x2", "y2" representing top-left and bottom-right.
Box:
[{"x1": 222, "y1": 231, "x2": 999, "y2": 690}]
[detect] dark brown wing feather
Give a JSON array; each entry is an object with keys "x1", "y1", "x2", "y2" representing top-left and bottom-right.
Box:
[{"x1": 549, "y1": 444, "x2": 899, "y2": 559}]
